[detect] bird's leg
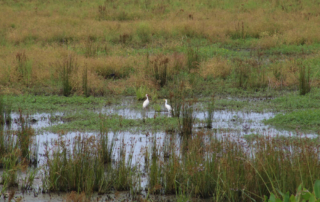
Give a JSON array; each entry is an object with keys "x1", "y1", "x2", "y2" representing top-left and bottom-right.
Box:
[{"x1": 143, "y1": 109, "x2": 146, "y2": 121}]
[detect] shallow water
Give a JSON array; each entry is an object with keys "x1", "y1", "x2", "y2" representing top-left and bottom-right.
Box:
[
  {"x1": 1, "y1": 96, "x2": 318, "y2": 200},
  {"x1": 5, "y1": 97, "x2": 318, "y2": 166},
  {"x1": 7, "y1": 112, "x2": 63, "y2": 131},
  {"x1": 102, "y1": 97, "x2": 317, "y2": 137}
]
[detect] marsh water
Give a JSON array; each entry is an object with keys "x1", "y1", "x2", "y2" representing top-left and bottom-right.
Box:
[{"x1": 0, "y1": 97, "x2": 317, "y2": 201}]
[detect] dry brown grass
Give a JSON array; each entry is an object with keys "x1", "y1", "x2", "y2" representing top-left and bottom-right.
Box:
[
  {"x1": 65, "y1": 191, "x2": 90, "y2": 202},
  {"x1": 1, "y1": 5, "x2": 320, "y2": 46},
  {"x1": 1, "y1": 1, "x2": 320, "y2": 94},
  {"x1": 200, "y1": 57, "x2": 232, "y2": 79},
  {"x1": 268, "y1": 59, "x2": 300, "y2": 89}
]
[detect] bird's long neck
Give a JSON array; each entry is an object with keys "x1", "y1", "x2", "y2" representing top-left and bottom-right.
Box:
[
  {"x1": 165, "y1": 100, "x2": 167, "y2": 104},
  {"x1": 146, "y1": 95, "x2": 149, "y2": 100}
]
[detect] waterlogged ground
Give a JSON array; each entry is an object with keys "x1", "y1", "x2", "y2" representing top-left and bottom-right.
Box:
[{"x1": 1, "y1": 96, "x2": 319, "y2": 201}]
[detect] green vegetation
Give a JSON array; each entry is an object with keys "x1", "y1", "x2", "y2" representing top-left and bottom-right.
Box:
[
  {"x1": 42, "y1": 133, "x2": 135, "y2": 195},
  {"x1": 264, "y1": 109, "x2": 320, "y2": 131},
  {"x1": 46, "y1": 111, "x2": 179, "y2": 133},
  {"x1": 146, "y1": 133, "x2": 320, "y2": 201},
  {"x1": 270, "y1": 90, "x2": 320, "y2": 111},
  {"x1": 265, "y1": 180, "x2": 320, "y2": 202},
  {"x1": 206, "y1": 95, "x2": 215, "y2": 128},
  {"x1": 2, "y1": 94, "x2": 112, "y2": 113}
]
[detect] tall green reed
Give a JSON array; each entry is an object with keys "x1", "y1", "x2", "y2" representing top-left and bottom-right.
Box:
[
  {"x1": 146, "y1": 132, "x2": 320, "y2": 201},
  {"x1": 180, "y1": 98, "x2": 196, "y2": 136},
  {"x1": 99, "y1": 114, "x2": 114, "y2": 164},
  {"x1": 113, "y1": 138, "x2": 137, "y2": 192},
  {"x1": 0, "y1": 95, "x2": 4, "y2": 125},
  {"x1": 1, "y1": 149, "x2": 20, "y2": 188},
  {"x1": 0, "y1": 95, "x2": 12, "y2": 126},
  {"x1": 148, "y1": 137, "x2": 162, "y2": 194},
  {"x1": 299, "y1": 63, "x2": 311, "y2": 95},
  {"x1": 206, "y1": 95, "x2": 214, "y2": 128},
  {"x1": 16, "y1": 51, "x2": 32, "y2": 87},
  {"x1": 187, "y1": 47, "x2": 200, "y2": 73},
  {"x1": 16, "y1": 110, "x2": 34, "y2": 163},
  {"x1": 82, "y1": 65, "x2": 88, "y2": 97},
  {"x1": 150, "y1": 55, "x2": 169, "y2": 87},
  {"x1": 43, "y1": 134, "x2": 109, "y2": 194},
  {"x1": 59, "y1": 55, "x2": 77, "y2": 96}
]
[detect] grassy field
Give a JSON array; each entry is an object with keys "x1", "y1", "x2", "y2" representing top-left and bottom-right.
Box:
[{"x1": 0, "y1": 0, "x2": 320, "y2": 97}]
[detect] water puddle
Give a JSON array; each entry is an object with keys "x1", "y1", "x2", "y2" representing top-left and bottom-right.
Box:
[
  {"x1": 101, "y1": 97, "x2": 317, "y2": 138},
  {"x1": 7, "y1": 112, "x2": 63, "y2": 131}
]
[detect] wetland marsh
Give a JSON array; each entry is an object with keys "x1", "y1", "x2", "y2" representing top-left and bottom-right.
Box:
[
  {"x1": 1, "y1": 0, "x2": 320, "y2": 201},
  {"x1": 1, "y1": 94, "x2": 320, "y2": 202}
]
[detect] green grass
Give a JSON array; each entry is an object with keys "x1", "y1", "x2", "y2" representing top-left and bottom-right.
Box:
[
  {"x1": 4, "y1": 94, "x2": 115, "y2": 113},
  {"x1": 269, "y1": 90, "x2": 320, "y2": 111},
  {"x1": 46, "y1": 111, "x2": 180, "y2": 133},
  {"x1": 42, "y1": 133, "x2": 134, "y2": 194},
  {"x1": 264, "y1": 109, "x2": 320, "y2": 131}
]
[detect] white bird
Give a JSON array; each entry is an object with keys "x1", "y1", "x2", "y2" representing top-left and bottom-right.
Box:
[
  {"x1": 143, "y1": 94, "x2": 149, "y2": 109},
  {"x1": 163, "y1": 99, "x2": 172, "y2": 112}
]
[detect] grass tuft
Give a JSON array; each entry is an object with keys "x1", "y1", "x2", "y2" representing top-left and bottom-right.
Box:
[
  {"x1": 82, "y1": 65, "x2": 88, "y2": 97},
  {"x1": 15, "y1": 51, "x2": 32, "y2": 87},
  {"x1": 136, "y1": 23, "x2": 152, "y2": 44},
  {"x1": 59, "y1": 55, "x2": 78, "y2": 96},
  {"x1": 187, "y1": 47, "x2": 200, "y2": 73},
  {"x1": 16, "y1": 110, "x2": 35, "y2": 164},
  {"x1": 206, "y1": 94, "x2": 215, "y2": 128},
  {"x1": 150, "y1": 55, "x2": 169, "y2": 87},
  {"x1": 299, "y1": 62, "x2": 311, "y2": 95}
]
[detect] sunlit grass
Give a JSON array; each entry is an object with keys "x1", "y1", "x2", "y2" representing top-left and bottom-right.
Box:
[{"x1": 0, "y1": 0, "x2": 320, "y2": 96}]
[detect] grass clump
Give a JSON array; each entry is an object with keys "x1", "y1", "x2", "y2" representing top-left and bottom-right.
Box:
[
  {"x1": 146, "y1": 132, "x2": 320, "y2": 200},
  {"x1": 59, "y1": 55, "x2": 78, "y2": 96},
  {"x1": 43, "y1": 134, "x2": 110, "y2": 194},
  {"x1": 186, "y1": 47, "x2": 200, "y2": 73},
  {"x1": 21, "y1": 167, "x2": 39, "y2": 191},
  {"x1": 16, "y1": 110, "x2": 35, "y2": 163},
  {"x1": 82, "y1": 66, "x2": 89, "y2": 97},
  {"x1": 135, "y1": 85, "x2": 149, "y2": 100},
  {"x1": 299, "y1": 63, "x2": 311, "y2": 95},
  {"x1": 0, "y1": 131, "x2": 16, "y2": 165},
  {"x1": 180, "y1": 99, "x2": 196, "y2": 136},
  {"x1": 264, "y1": 109, "x2": 320, "y2": 130},
  {"x1": 15, "y1": 51, "x2": 32, "y2": 87},
  {"x1": 149, "y1": 54, "x2": 169, "y2": 87},
  {"x1": 206, "y1": 95, "x2": 214, "y2": 128},
  {"x1": 136, "y1": 23, "x2": 152, "y2": 44},
  {"x1": 0, "y1": 96, "x2": 12, "y2": 126},
  {"x1": 99, "y1": 114, "x2": 114, "y2": 164},
  {"x1": 43, "y1": 115, "x2": 137, "y2": 195},
  {"x1": 0, "y1": 150, "x2": 20, "y2": 188}
]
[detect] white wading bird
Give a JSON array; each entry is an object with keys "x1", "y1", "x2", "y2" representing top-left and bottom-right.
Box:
[
  {"x1": 143, "y1": 94, "x2": 149, "y2": 109},
  {"x1": 163, "y1": 99, "x2": 173, "y2": 113}
]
